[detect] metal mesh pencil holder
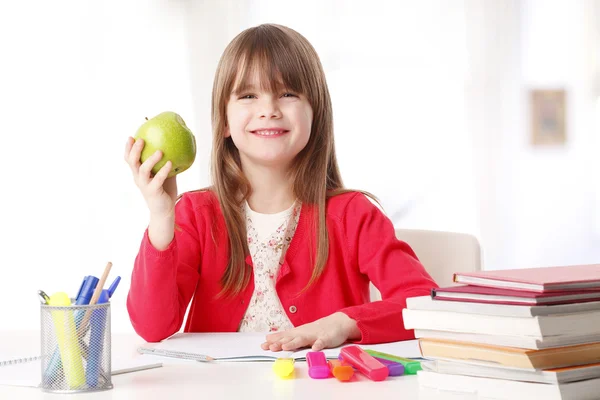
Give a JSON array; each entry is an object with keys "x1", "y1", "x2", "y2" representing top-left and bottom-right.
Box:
[{"x1": 40, "y1": 301, "x2": 113, "y2": 393}]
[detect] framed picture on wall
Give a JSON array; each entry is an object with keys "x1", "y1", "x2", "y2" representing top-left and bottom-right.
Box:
[{"x1": 530, "y1": 89, "x2": 567, "y2": 146}]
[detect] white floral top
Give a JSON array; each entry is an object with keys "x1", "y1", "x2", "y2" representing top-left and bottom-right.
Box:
[{"x1": 238, "y1": 200, "x2": 301, "y2": 333}]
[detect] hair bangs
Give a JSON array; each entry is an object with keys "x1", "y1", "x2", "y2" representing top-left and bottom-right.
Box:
[{"x1": 229, "y1": 29, "x2": 307, "y2": 98}]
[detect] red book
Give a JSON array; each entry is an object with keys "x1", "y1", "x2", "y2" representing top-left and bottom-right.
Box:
[
  {"x1": 432, "y1": 285, "x2": 600, "y2": 305},
  {"x1": 453, "y1": 264, "x2": 600, "y2": 293}
]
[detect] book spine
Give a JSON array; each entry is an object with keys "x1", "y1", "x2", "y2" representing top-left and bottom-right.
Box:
[{"x1": 403, "y1": 309, "x2": 543, "y2": 336}]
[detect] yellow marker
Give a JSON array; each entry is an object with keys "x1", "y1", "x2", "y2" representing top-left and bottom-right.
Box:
[
  {"x1": 273, "y1": 358, "x2": 295, "y2": 379},
  {"x1": 48, "y1": 292, "x2": 85, "y2": 389}
]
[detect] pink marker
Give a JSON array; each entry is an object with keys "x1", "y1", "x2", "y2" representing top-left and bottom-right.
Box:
[
  {"x1": 306, "y1": 351, "x2": 331, "y2": 379},
  {"x1": 340, "y1": 346, "x2": 389, "y2": 381}
]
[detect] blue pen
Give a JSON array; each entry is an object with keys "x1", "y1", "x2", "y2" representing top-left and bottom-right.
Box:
[
  {"x1": 44, "y1": 276, "x2": 99, "y2": 381},
  {"x1": 86, "y1": 289, "x2": 109, "y2": 387},
  {"x1": 107, "y1": 276, "x2": 121, "y2": 298},
  {"x1": 87, "y1": 277, "x2": 120, "y2": 386},
  {"x1": 75, "y1": 276, "x2": 100, "y2": 305},
  {"x1": 75, "y1": 276, "x2": 100, "y2": 326}
]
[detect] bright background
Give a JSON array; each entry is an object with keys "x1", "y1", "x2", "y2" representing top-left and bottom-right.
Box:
[{"x1": 1, "y1": 0, "x2": 599, "y2": 333}]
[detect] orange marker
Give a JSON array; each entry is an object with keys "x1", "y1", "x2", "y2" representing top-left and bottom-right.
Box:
[{"x1": 328, "y1": 359, "x2": 354, "y2": 381}]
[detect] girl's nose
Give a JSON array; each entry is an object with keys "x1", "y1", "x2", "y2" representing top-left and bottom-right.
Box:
[{"x1": 258, "y1": 98, "x2": 282, "y2": 119}]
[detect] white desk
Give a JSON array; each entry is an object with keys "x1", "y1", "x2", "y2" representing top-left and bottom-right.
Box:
[{"x1": 0, "y1": 331, "x2": 423, "y2": 400}]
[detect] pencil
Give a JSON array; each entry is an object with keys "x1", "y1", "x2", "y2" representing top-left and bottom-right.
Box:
[
  {"x1": 137, "y1": 347, "x2": 215, "y2": 362},
  {"x1": 78, "y1": 261, "x2": 112, "y2": 335}
]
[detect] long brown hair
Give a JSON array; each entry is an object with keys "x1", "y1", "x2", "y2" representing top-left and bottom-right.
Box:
[{"x1": 206, "y1": 24, "x2": 375, "y2": 296}]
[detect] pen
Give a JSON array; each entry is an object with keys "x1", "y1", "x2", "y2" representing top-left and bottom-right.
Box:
[
  {"x1": 78, "y1": 262, "x2": 112, "y2": 336},
  {"x1": 107, "y1": 276, "x2": 121, "y2": 298},
  {"x1": 45, "y1": 275, "x2": 99, "y2": 380},
  {"x1": 137, "y1": 347, "x2": 215, "y2": 362},
  {"x1": 74, "y1": 276, "x2": 100, "y2": 331},
  {"x1": 75, "y1": 276, "x2": 99, "y2": 305},
  {"x1": 86, "y1": 289, "x2": 110, "y2": 387},
  {"x1": 38, "y1": 290, "x2": 50, "y2": 305}
]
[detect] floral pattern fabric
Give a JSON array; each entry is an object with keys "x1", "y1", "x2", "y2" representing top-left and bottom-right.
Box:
[{"x1": 238, "y1": 201, "x2": 301, "y2": 333}]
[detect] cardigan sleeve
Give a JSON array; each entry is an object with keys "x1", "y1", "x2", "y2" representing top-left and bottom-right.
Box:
[
  {"x1": 339, "y1": 193, "x2": 438, "y2": 344},
  {"x1": 126, "y1": 193, "x2": 202, "y2": 342}
]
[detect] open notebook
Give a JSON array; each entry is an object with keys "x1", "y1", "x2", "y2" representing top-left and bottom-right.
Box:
[{"x1": 138, "y1": 332, "x2": 422, "y2": 362}]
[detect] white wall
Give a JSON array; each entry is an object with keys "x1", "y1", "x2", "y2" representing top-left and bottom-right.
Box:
[
  {"x1": 0, "y1": 0, "x2": 195, "y2": 333},
  {"x1": 464, "y1": 0, "x2": 524, "y2": 270},
  {"x1": 510, "y1": 0, "x2": 600, "y2": 268},
  {"x1": 464, "y1": 0, "x2": 600, "y2": 270},
  {"x1": 1, "y1": 0, "x2": 598, "y2": 334},
  {"x1": 223, "y1": 0, "x2": 479, "y2": 235}
]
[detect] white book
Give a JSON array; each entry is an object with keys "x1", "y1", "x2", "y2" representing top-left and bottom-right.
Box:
[
  {"x1": 422, "y1": 359, "x2": 600, "y2": 384},
  {"x1": 414, "y1": 329, "x2": 600, "y2": 350},
  {"x1": 407, "y1": 295, "x2": 600, "y2": 317},
  {"x1": 138, "y1": 332, "x2": 422, "y2": 362},
  {"x1": 418, "y1": 370, "x2": 600, "y2": 400},
  {"x1": 402, "y1": 307, "x2": 600, "y2": 337}
]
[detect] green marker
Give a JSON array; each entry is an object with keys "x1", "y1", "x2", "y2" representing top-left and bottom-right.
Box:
[{"x1": 364, "y1": 349, "x2": 423, "y2": 375}]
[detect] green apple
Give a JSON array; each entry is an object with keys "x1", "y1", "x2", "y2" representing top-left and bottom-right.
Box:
[{"x1": 134, "y1": 111, "x2": 196, "y2": 178}]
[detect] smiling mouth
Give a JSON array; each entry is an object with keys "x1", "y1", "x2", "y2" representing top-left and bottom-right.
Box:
[{"x1": 250, "y1": 129, "x2": 289, "y2": 137}]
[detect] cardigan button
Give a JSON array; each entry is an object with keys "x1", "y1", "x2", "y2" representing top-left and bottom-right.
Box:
[{"x1": 289, "y1": 305, "x2": 297, "y2": 314}]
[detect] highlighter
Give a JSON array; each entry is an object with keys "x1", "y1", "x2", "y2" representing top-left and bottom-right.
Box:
[
  {"x1": 273, "y1": 358, "x2": 295, "y2": 379},
  {"x1": 372, "y1": 356, "x2": 404, "y2": 376},
  {"x1": 48, "y1": 292, "x2": 85, "y2": 389},
  {"x1": 328, "y1": 359, "x2": 354, "y2": 381},
  {"x1": 86, "y1": 289, "x2": 109, "y2": 387},
  {"x1": 306, "y1": 351, "x2": 330, "y2": 379},
  {"x1": 340, "y1": 346, "x2": 389, "y2": 382},
  {"x1": 338, "y1": 354, "x2": 404, "y2": 377},
  {"x1": 45, "y1": 276, "x2": 99, "y2": 380},
  {"x1": 364, "y1": 349, "x2": 422, "y2": 375}
]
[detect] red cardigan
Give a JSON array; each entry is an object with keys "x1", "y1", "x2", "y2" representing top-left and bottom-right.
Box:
[{"x1": 127, "y1": 190, "x2": 437, "y2": 343}]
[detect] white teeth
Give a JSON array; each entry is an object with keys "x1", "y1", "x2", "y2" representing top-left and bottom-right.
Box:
[{"x1": 254, "y1": 130, "x2": 285, "y2": 136}]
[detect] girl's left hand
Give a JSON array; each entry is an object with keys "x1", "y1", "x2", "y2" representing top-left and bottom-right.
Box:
[{"x1": 261, "y1": 312, "x2": 360, "y2": 352}]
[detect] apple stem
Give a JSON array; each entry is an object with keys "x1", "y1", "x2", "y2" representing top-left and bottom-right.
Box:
[{"x1": 145, "y1": 117, "x2": 148, "y2": 121}]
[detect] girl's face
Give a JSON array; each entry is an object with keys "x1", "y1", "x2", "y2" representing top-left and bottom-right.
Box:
[{"x1": 225, "y1": 72, "x2": 313, "y2": 170}]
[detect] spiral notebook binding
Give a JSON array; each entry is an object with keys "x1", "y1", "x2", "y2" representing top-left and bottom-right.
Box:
[{"x1": 0, "y1": 355, "x2": 42, "y2": 366}]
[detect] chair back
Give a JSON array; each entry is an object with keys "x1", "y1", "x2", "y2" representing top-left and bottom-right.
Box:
[{"x1": 370, "y1": 228, "x2": 482, "y2": 301}]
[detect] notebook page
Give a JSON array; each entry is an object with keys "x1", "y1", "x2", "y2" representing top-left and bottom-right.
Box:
[
  {"x1": 143, "y1": 332, "x2": 291, "y2": 361},
  {"x1": 141, "y1": 332, "x2": 422, "y2": 362},
  {"x1": 0, "y1": 361, "x2": 39, "y2": 387}
]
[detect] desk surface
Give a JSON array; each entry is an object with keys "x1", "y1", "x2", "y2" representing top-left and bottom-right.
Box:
[{"x1": 0, "y1": 331, "x2": 422, "y2": 400}]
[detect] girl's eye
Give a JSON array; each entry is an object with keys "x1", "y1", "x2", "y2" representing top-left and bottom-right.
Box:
[{"x1": 237, "y1": 93, "x2": 297, "y2": 100}]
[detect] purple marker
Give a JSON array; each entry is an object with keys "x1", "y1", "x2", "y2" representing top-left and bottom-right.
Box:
[
  {"x1": 338, "y1": 354, "x2": 404, "y2": 376},
  {"x1": 372, "y1": 356, "x2": 404, "y2": 376}
]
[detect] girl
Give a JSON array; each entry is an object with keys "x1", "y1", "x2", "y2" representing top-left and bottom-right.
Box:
[{"x1": 125, "y1": 23, "x2": 437, "y2": 352}]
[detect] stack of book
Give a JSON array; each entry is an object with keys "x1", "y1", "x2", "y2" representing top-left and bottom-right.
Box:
[{"x1": 403, "y1": 264, "x2": 600, "y2": 400}]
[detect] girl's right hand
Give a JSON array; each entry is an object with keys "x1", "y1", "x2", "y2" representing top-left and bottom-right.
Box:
[{"x1": 124, "y1": 137, "x2": 178, "y2": 219}]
